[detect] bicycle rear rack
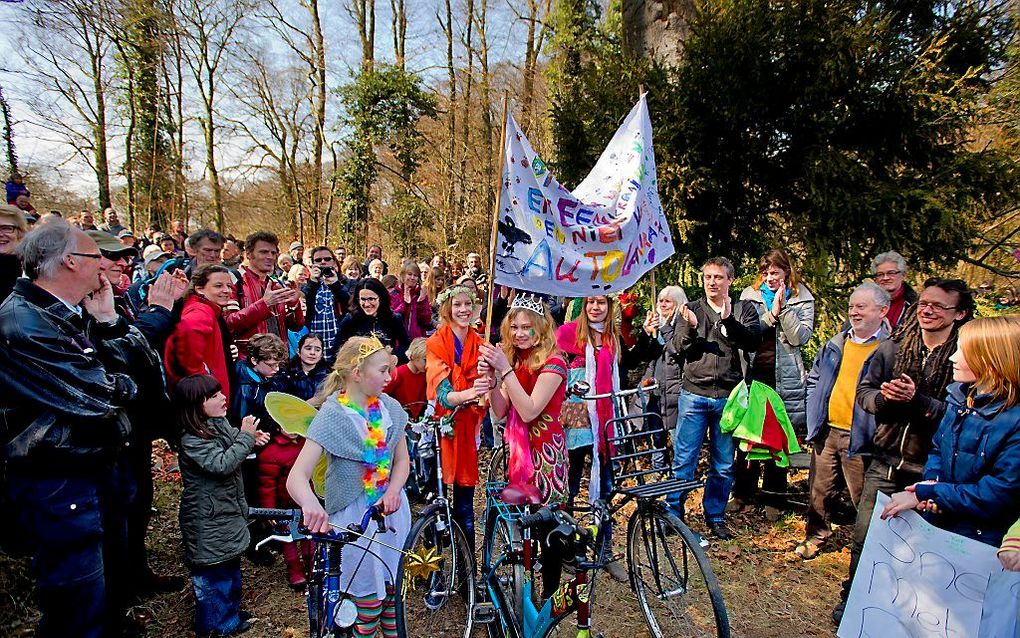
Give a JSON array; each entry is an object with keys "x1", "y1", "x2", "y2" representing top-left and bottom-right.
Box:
[{"x1": 604, "y1": 412, "x2": 702, "y2": 500}]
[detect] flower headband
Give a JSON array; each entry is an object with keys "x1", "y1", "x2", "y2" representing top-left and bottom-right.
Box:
[{"x1": 436, "y1": 285, "x2": 480, "y2": 308}]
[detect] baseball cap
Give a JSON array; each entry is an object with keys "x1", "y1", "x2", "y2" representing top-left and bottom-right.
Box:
[
  {"x1": 289, "y1": 241, "x2": 303, "y2": 251},
  {"x1": 117, "y1": 229, "x2": 135, "y2": 239},
  {"x1": 87, "y1": 230, "x2": 138, "y2": 258},
  {"x1": 144, "y1": 250, "x2": 173, "y2": 267}
]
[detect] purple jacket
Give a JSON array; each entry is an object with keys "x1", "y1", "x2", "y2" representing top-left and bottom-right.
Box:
[{"x1": 390, "y1": 286, "x2": 433, "y2": 340}]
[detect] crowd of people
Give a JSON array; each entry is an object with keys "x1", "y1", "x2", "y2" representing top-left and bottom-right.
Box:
[{"x1": 1, "y1": 203, "x2": 1018, "y2": 638}]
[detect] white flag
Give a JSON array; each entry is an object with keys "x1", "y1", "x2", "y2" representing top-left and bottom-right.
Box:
[{"x1": 494, "y1": 95, "x2": 675, "y2": 297}]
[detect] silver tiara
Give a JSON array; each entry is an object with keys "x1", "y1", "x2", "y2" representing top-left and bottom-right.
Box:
[{"x1": 510, "y1": 293, "x2": 546, "y2": 315}]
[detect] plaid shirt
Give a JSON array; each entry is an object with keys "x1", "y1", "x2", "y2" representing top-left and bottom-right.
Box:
[{"x1": 310, "y1": 285, "x2": 339, "y2": 353}]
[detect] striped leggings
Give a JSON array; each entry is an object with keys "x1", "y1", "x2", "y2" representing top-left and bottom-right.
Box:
[{"x1": 352, "y1": 584, "x2": 397, "y2": 637}]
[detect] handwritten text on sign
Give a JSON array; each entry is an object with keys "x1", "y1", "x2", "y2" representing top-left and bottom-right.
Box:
[
  {"x1": 838, "y1": 492, "x2": 1020, "y2": 638},
  {"x1": 493, "y1": 96, "x2": 675, "y2": 297}
]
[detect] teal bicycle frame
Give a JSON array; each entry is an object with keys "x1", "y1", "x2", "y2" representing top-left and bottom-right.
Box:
[{"x1": 481, "y1": 482, "x2": 602, "y2": 638}]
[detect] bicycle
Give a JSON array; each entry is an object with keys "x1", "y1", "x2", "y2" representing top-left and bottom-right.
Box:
[
  {"x1": 481, "y1": 495, "x2": 612, "y2": 637},
  {"x1": 402, "y1": 400, "x2": 438, "y2": 504},
  {"x1": 571, "y1": 380, "x2": 730, "y2": 637},
  {"x1": 393, "y1": 404, "x2": 477, "y2": 637},
  {"x1": 248, "y1": 505, "x2": 400, "y2": 638}
]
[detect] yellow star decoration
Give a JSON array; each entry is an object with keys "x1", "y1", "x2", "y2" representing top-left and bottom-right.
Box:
[{"x1": 403, "y1": 545, "x2": 444, "y2": 585}]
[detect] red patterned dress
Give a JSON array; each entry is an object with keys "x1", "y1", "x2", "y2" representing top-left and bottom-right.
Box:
[{"x1": 511, "y1": 354, "x2": 570, "y2": 505}]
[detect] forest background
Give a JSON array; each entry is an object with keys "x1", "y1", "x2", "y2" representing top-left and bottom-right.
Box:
[{"x1": 2, "y1": 0, "x2": 1019, "y2": 344}]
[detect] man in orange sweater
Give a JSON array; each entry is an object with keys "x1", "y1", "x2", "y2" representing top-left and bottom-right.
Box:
[{"x1": 796, "y1": 282, "x2": 890, "y2": 560}]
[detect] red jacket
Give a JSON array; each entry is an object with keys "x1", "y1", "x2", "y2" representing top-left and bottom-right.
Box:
[
  {"x1": 164, "y1": 294, "x2": 232, "y2": 398},
  {"x1": 257, "y1": 433, "x2": 303, "y2": 508},
  {"x1": 227, "y1": 267, "x2": 305, "y2": 355}
]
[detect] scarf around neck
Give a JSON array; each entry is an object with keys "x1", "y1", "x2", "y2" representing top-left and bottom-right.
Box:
[{"x1": 759, "y1": 282, "x2": 792, "y2": 310}]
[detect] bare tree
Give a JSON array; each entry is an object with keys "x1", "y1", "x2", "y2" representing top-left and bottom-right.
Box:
[
  {"x1": 390, "y1": 0, "x2": 407, "y2": 69},
  {"x1": 177, "y1": 0, "x2": 248, "y2": 232},
  {"x1": 0, "y1": 83, "x2": 20, "y2": 176},
  {"x1": 520, "y1": 0, "x2": 551, "y2": 133},
  {"x1": 348, "y1": 0, "x2": 376, "y2": 71},
  {"x1": 19, "y1": 0, "x2": 114, "y2": 210}
]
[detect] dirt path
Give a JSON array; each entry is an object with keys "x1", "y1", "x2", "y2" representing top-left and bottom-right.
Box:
[{"x1": 2, "y1": 459, "x2": 849, "y2": 637}]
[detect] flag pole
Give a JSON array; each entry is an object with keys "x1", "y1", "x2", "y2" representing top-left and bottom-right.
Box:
[
  {"x1": 484, "y1": 92, "x2": 510, "y2": 344},
  {"x1": 639, "y1": 84, "x2": 658, "y2": 330}
]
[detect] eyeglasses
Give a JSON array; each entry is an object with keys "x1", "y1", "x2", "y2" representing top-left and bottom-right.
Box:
[
  {"x1": 917, "y1": 301, "x2": 958, "y2": 312},
  {"x1": 874, "y1": 269, "x2": 903, "y2": 279},
  {"x1": 313, "y1": 257, "x2": 334, "y2": 263},
  {"x1": 359, "y1": 296, "x2": 380, "y2": 303},
  {"x1": 0, "y1": 224, "x2": 18, "y2": 234},
  {"x1": 70, "y1": 252, "x2": 102, "y2": 259}
]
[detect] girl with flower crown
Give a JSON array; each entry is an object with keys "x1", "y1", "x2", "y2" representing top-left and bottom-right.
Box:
[
  {"x1": 287, "y1": 335, "x2": 411, "y2": 638},
  {"x1": 425, "y1": 284, "x2": 490, "y2": 552}
]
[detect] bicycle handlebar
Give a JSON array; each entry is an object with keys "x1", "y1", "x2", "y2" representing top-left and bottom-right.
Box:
[
  {"x1": 247, "y1": 504, "x2": 385, "y2": 536},
  {"x1": 569, "y1": 380, "x2": 660, "y2": 401}
]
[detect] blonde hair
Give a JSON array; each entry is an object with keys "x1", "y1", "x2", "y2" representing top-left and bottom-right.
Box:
[
  {"x1": 437, "y1": 287, "x2": 480, "y2": 326},
  {"x1": 576, "y1": 295, "x2": 621, "y2": 357},
  {"x1": 500, "y1": 306, "x2": 559, "y2": 372},
  {"x1": 310, "y1": 336, "x2": 394, "y2": 407},
  {"x1": 957, "y1": 316, "x2": 1020, "y2": 409},
  {"x1": 399, "y1": 258, "x2": 421, "y2": 281},
  {"x1": 406, "y1": 337, "x2": 427, "y2": 361},
  {"x1": 426, "y1": 266, "x2": 447, "y2": 304}
]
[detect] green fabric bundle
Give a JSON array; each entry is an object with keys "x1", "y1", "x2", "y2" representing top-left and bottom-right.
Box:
[{"x1": 720, "y1": 380, "x2": 802, "y2": 467}]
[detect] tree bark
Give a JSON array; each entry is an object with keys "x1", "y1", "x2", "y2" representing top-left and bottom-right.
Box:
[{"x1": 309, "y1": 0, "x2": 326, "y2": 241}]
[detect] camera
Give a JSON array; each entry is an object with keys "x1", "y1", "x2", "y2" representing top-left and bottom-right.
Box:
[{"x1": 319, "y1": 266, "x2": 335, "y2": 278}]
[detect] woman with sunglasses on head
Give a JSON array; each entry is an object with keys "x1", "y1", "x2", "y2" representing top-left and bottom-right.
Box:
[{"x1": 330, "y1": 278, "x2": 410, "y2": 364}]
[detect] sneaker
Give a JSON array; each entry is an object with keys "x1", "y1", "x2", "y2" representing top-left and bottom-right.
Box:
[
  {"x1": 793, "y1": 538, "x2": 822, "y2": 560},
  {"x1": 725, "y1": 499, "x2": 749, "y2": 514},
  {"x1": 708, "y1": 521, "x2": 733, "y2": 541},
  {"x1": 604, "y1": 558, "x2": 628, "y2": 583}
]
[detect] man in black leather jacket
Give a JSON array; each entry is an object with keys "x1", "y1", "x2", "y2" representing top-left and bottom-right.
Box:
[{"x1": 0, "y1": 221, "x2": 157, "y2": 638}]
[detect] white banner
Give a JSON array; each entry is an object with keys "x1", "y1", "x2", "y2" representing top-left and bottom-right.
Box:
[
  {"x1": 839, "y1": 492, "x2": 1020, "y2": 638},
  {"x1": 493, "y1": 95, "x2": 675, "y2": 297}
]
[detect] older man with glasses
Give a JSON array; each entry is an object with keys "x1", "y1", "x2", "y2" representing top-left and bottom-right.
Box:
[
  {"x1": 0, "y1": 220, "x2": 161, "y2": 637},
  {"x1": 870, "y1": 251, "x2": 917, "y2": 329},
  {"x1": 303, "y1": 246, "x2": 350, "y2": 361}
]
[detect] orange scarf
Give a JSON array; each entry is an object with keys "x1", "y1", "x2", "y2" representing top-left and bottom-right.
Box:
[{"x1": 426, "y1": 324, "x2": 485, "y2": 486}]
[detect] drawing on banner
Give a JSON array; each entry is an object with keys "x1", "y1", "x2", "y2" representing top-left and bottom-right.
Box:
[
  {"x1": 494, "y1": 95, "x2": 675, "y2": 297},
  {"x1": 838, "y1": 492, "x2": 1020, "y2": 638}
]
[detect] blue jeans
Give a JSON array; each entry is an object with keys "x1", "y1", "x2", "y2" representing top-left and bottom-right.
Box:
[
  {"x1": 666, "y1": 390, "x2": 735, "y2": 524},
  {"x1": 7, "y1": 465, "x2": 131, "y2": 638},
  {"x1": 191, "y1": 558, "x2": 243, "y2": 635}
]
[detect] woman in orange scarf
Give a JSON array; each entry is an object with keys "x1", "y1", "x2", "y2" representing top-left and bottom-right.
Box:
[{"x1": 426, "y1": 285, "x2": 489, "y2": 550}]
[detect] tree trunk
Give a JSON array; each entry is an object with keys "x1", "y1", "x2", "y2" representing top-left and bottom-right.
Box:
[
  {"x1": 309, "y1": 0, "x2": 326, "y2": 241},
  {"x1": 0, "y1": 84, "x2": 17, "y2": 175},
  {"x1": 457, "y1": 0, "x2": 475, "y2": 244},
  {"x1": 442, "y1": 0, "x2": 456, "y2": 250},
  {"x1": 390, "y1": 0, "x2": 406, "y2": 69},
  {"x1": 477, "y1": 0, "x2": 493, "y2": 215}
]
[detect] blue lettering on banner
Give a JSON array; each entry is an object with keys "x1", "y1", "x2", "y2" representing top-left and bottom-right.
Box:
[{"x1": 521, "y1": 239, "x2": 553, "y2": 280}]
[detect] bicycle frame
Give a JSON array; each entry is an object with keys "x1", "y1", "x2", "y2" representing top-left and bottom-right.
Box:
[{"x1": 482, "y1": 486, "x2": 603, "y2": 638}]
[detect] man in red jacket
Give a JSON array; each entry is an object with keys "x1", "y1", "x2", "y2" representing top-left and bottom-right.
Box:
[{"x1": 226, "y1": 231, "x2": 304, "y2": 356}]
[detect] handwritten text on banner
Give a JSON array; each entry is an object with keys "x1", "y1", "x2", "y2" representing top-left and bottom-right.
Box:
[{"x1": 493, "y1": 95, "x2": 675, "y2": 297}]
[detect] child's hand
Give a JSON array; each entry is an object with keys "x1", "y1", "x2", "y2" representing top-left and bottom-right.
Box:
[
  {"x1": 379, "y1": 488, "x2": 402, "y2": 515},
  {"x1": 1000, "y1": 549, "x2": 1020, "y2": 572},
  {"x1": 254, "y1": 430, "x2": 270, "y2": 447},
  {"x1": 302, "y1": 503, "x2": 330, "y2": 534},
  {"x1": 241, "y1": 416, "x2": 260, "y2": 435}
]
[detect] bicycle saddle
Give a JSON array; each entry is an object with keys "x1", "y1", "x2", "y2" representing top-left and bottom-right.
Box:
[{"x1": 499, "y1": 483, "x2": 542, "y2": 506}]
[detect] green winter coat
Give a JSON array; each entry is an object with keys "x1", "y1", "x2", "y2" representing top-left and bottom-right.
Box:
[{"x1": 179, "y1": 417, "x2": 255, "y2": 567}]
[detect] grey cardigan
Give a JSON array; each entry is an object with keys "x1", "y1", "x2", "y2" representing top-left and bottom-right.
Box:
[
  {"x1": 306, "y1": 392, "x2": 407, "y2": 514},
  {"x1": 739, "y1": 283, "x2": 815, "y2": 429}
]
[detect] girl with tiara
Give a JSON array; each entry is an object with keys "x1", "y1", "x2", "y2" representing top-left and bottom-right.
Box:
[
  {"x1": 478, "y1": 293, "x2": 570, "y2": 599},
  {"x1": 425, "y1": 284, "x2": 490, "y2": 552},
  {"x1": 287, "y1": 335, "x2": 411, "y2": 638}
]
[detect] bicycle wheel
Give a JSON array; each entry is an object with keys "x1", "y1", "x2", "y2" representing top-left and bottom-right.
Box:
[
  {"x1": 483, "y1": 513, "x2": 524, "y2": 622},
  {"x1": 627, "y1": 505, "x2": 729, "y2": 637},
  {"x1": 396, "y1": 503, "x2": 475, "y2": 637},
  {"x1": 486, "y1": 444, "x2": 507, "y2": 485}
]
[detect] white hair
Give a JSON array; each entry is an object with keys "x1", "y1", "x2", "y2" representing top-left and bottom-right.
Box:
[
  {"x1": 871, "y1": 251, "x2": 907, "y2": 274},
  {"x1": 852, "y1": 281, "x2": 891, "y2": 308},
  {"x1": 658, "y1": 285, "x2": 689, "y2": 307},
  {"x1": 17, "y1": 219, "x2": 77, "y2": 280}
]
